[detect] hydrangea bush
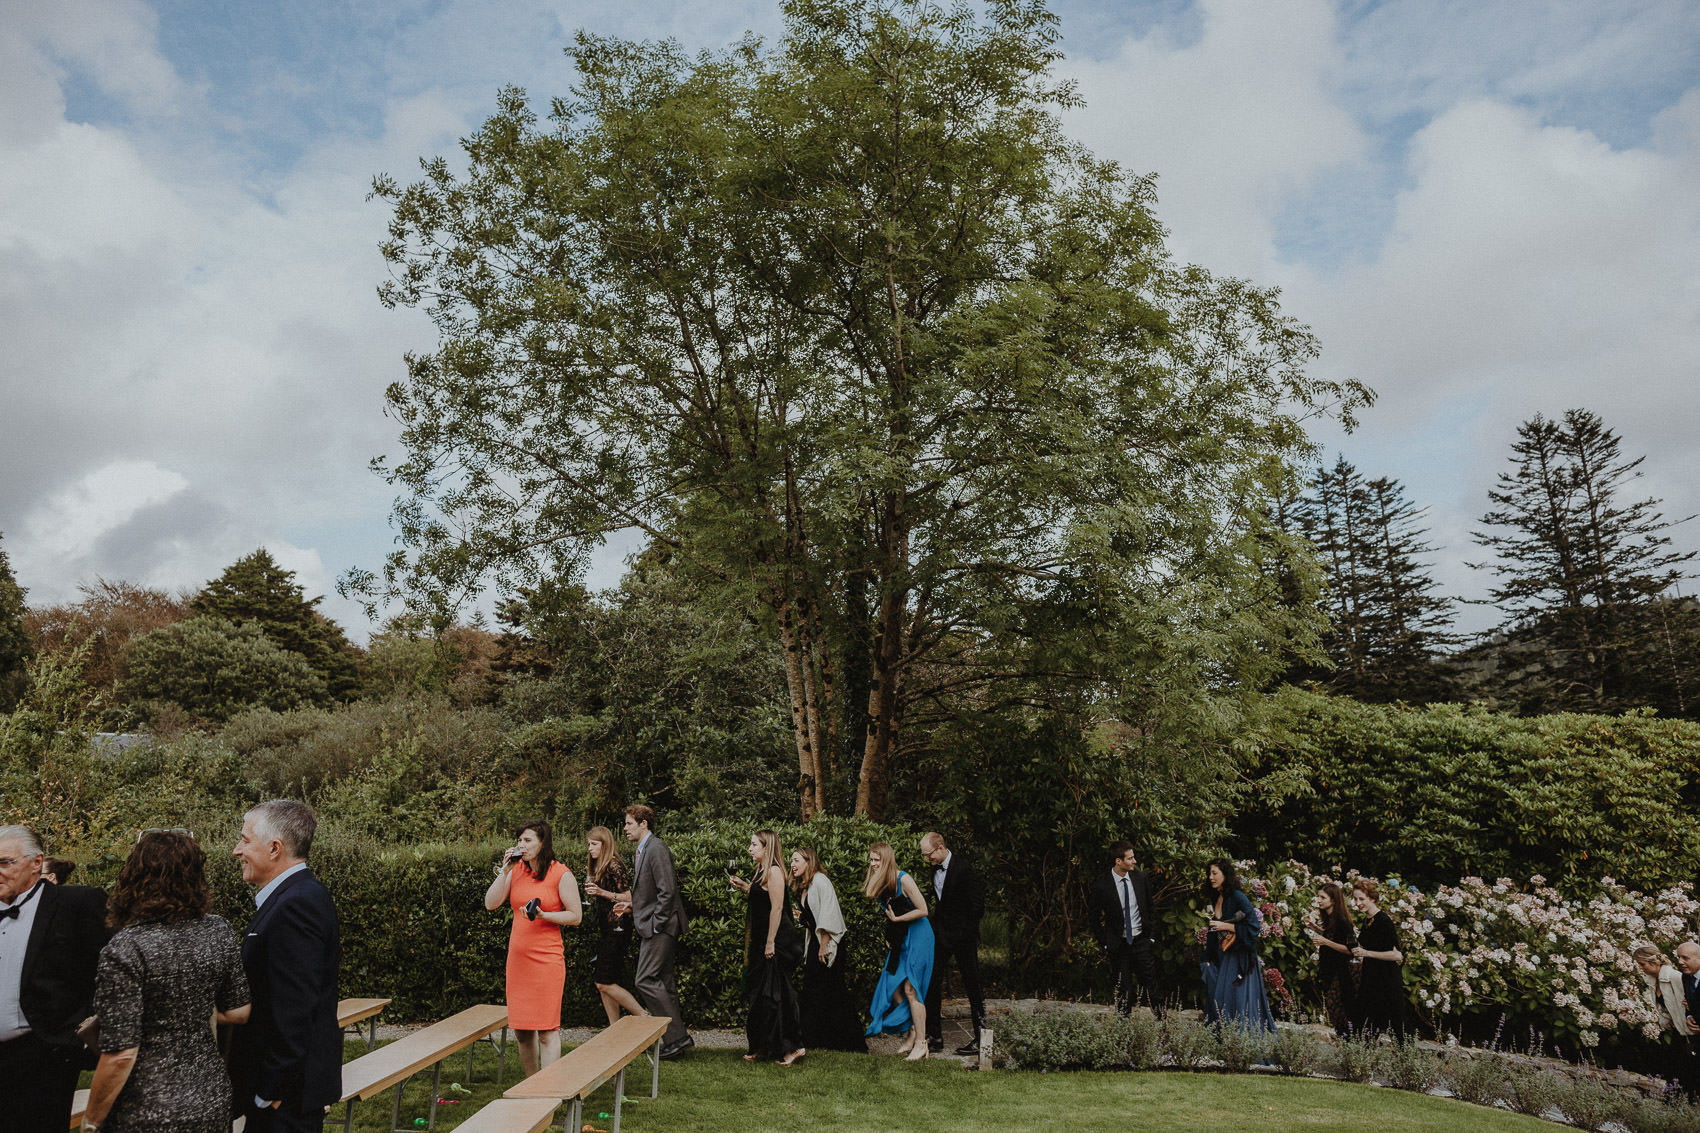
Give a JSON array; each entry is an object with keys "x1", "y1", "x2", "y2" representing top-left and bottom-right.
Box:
[{"x1": 1227, "y1": 859, "x2": 1700, "y2": 1052}]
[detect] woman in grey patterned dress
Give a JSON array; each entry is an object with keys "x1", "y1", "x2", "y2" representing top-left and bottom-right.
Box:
[{"x1": 83, "y1": 831, "x2": 251, "y2": 1133}]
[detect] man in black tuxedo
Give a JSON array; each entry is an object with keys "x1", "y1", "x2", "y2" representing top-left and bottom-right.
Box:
[
  {"x1": 1087, "y1": 841, "x2": 1164, "y2": 1017},
  {"x1": 920, "y1": 832, "x2": 987, "y2": 1056},
  {"x1": 229, "y1": 801, "x2": 342, "y2": 1133},
  {"x1": 0, "y1": 825, "x2": 110, "y2": 1133}
]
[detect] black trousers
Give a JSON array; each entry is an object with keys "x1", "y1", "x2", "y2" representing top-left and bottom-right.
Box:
[
  {"x1": 243, "y1": 1096, "x2": 334, "y2": 1133},
  {"x1": 924, "y1": 932, "x2": 985, "y2": 1045},
  {"x1": 1, "y1": 1033, "x2": 82, "y2": 1133},
  {"x1": 1107, "y1": 935, "x2": 1163, "y2": 1016}
]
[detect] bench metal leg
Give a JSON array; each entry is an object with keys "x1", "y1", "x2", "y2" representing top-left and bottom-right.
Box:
[
  {"x1": 368, "y1": 1016, "x2": 379, "y2": 1051},
  {"x1": 343, "y1": 1098, "x2": 355, "y2": 1133},
  {"x1": 613, "y1": 1067, "x2": 626, "y2": 1133},
  {"x1": 390, "y1": 1078, "x2": 405, "y2": 1133},
  {"x1": 426, "y1": 1060, "x2": 443, "y2": 1130},
  {"x1": 651, "y1": 1036, "x2": 662, "y2": 1097},
  {"x1": 497, "y1": 1026, "x2": 509, "y2": 1084},
  {"x1": 567, "y1": 1098, "x2": 582, "y2": 1133}
]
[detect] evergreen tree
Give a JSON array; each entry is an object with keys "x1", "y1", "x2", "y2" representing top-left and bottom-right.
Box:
[
  {"x1": 191, "y1": 549, "x2": 360, "y2": 702},
  {"x1": 1289, "y1": 458, "x2": 1456, "y2": 701},
  {"x1": 0, "y1": 531, "x2": 29, "y2": 712},
  {"x1": 1470, "y1": 409, "x2": 1696, "y2": 715}
]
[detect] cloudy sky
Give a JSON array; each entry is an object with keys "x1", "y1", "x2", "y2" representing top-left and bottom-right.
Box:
[{"x1": 3, "y1": 0, "x2": 1696, "y2": 639}]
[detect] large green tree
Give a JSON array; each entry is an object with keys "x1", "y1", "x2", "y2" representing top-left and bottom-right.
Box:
[
  {"x1": 114, "y1": 616, "x2": 327, "y2": 724},
  {"x1": 1469, "y1": 409, "x2": 1696, "y2": 715},
  {"x1": 360, "y1": 0, "x2": 1367, "y2": 818},
  {"x1": 194, "y1": 548, "x2": 361, "y2": 702},
  {"x1": 0, "y1": 532, "x2": 28, "y2": 712},
  {"x1": 1283, "y1": 458, "x2": 1456, "y2": 701}
]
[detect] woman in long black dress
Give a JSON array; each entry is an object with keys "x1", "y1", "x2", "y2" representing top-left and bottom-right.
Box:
[
  {"x1": 1304, "y1": 881, "x2": 1358, "y2": 1035},
  {"x1": 1350, "y1": 879, "x2": 1407, "y2": 1039},
  {"x1": 790, "y1": 847, "x2": 867, "y2": 1052},
  {"x1": 83, "y1": 831, "x2": 252, "y2": 1133},
  {"x1": 729, "y1": 830, "x2": 805, "y2": 1065},
  {"x1": 583, "y1": 825, "x2": 647, "y2": 1025}
]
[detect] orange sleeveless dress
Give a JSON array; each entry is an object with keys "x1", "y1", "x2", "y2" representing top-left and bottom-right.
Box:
[{"x1": 505, "y1": 859, "x2": 569, "y2": 1029}]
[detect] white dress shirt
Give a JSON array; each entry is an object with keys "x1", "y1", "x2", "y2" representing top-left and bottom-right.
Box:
[
  {"x1": 0, "y1": 879, "x2": 47, "y2": 1041},
  {"x1": 933, "y1": 851, "x2": 953, "y2": 899},
  {"x1": 254, "y1": 861, "x2": 308, "y2": 909}
]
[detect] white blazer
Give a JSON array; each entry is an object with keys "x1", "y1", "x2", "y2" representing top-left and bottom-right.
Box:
[{"x1": 1645, "y1": 965, "x2": 1697, "y2": 1036}]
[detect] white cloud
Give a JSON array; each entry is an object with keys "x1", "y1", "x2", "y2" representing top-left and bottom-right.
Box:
[
  {"x1": 1063, "y1": 0, "x2": 1368, "y2": 276},
  {"x1": 15, "y1": 460, "x2": 187, "y2": 577}
]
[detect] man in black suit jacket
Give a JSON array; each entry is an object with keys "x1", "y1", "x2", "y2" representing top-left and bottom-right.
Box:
[
  {"x1": 920, "y1": 832, "x2": 987, "y2": 1056},
  {"x1": 229, "y1": 801, "x2": 342, "y2": 1133},
  {"x1": 1086, "y1": 842, "x2": 1163, "y2": 1017},
  {"x1": 0, "y1": 825, "x2": 111, "y2": 1133}
]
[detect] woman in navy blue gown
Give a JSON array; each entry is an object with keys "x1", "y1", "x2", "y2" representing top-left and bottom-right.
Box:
[
  {"x1": 1201, "y1": 859, "x2": 1275, "y2": 1033},
  {"x1": 862, "y1": 841, "x2": 934, "y2": 1060}
]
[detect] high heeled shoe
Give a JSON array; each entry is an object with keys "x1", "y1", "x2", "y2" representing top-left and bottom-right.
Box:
[
  {"x1": 904, "y1": 1044, "x2": 929, "y2": 1062},
  {"x1": 778, "y1": 1048, "x2": 806, "y2": 1067}
]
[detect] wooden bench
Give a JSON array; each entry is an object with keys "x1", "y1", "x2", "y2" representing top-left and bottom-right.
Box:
[
  {"x1": 69, "y1": 1088, "x2": 89, "y2": 1129},
  {"x1": 503, "y1": 1015, "x2": 671, "y2": 1133},
  {"x1": 338, "y1": 997, "x2": 392, "y2": 1051},
  {"x1": 445, "y1": 1098, "x2": 560, "y2": 1133},
  {"x1": 332, "y1": 1003, "x2": 508, "y2": 1133}
]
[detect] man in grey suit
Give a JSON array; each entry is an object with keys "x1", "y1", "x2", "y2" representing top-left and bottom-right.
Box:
[{"x1": 624, "y1": 805, "x2": 692, "y2": 1057}]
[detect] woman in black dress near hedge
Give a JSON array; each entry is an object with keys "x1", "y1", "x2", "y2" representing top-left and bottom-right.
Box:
[
  {"x1": 1350, "y1": 879, "x2": 1407, "y2": 1040},
  {"x1": 582, "y1": 825, "x2": 648, "y2": 1026},
  {"x1": 790, "y1": 847, "x2": 867, "y2": 1052},
  {"x1": 83, "y1": 831, "x2": 252, "y2": 1133},
  {"x1": 1305, "y1": 881, "x2": 1358, "y2": 1035},
  {"x1": 729, "y1": 829, "x2": 805, "y2": 1065}
]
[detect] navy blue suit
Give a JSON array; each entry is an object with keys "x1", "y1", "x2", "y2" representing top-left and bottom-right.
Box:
[{"x1": 229, "y1": 868, "x2": 342, "y2": 1133}]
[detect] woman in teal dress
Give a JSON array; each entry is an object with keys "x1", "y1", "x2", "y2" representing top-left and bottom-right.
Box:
[
  {"x1": 1202, "y1": 858, "x2": 1276, "y2": 1033},
  {"x1": 862, "y1": 841, "x2": 934, "y2": 1060}
]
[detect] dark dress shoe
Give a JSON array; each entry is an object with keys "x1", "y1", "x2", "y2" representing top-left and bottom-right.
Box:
[
  {"x1": 927, "y1": 1040, "x2": 944, "y2": 1053},
  {"x1": 954, "y1": 1040, "x2": 981, "y2": 1056},
  {"x1": 660, "y1": 1035, "x2": 695, "y2": 1060}
]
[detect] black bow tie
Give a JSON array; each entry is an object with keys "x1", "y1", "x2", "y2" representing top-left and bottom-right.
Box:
[
  {"x1": 1, "y1": 881, "x2": 43, "y2": 919},
  {"x1": 0, "y1": 905, "x2": 19, "y2": 921}
]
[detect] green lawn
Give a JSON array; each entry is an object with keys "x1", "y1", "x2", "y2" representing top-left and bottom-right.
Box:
[{"x1": 334, "y1": 1038, "x2": 1564, "y2": 1133}]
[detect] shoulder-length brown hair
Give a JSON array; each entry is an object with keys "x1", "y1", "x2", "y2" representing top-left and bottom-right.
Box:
[
  {"x1": 862, "y1": 842, "x2": 899, "y2": 898},
  {"x1": 586, "y1": 826, "x2": 622, "y2": 885},
  {"x1": 1319, "y1": 882, "x2": 1354, "y2": 934},
  {"x1": 515, "y1": 819, "x2": 555, "y2": 881},
  {"x1": 791, "y1": 846, "x2": 822, "y2": 895},
  {"x1": 108, "y1": 831, "x2": 212, "y2": 928}
]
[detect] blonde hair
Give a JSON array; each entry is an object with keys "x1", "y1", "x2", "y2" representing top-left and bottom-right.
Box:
[
  {"x1": 586, "y1": 826, "x2": 621, "y2": 885},
  {"x1": 863, "y1": 841, "x2": 899, "y2": 898},
  {"x1": 791, "y1": 846, "x2": 822, "y2": 895},
  {"x1": 1633, "y1": 944, "x2": 1664, "y2": 965},
  {"x1": 753, "y1": 829, "x2": 784, "y2": 875}
]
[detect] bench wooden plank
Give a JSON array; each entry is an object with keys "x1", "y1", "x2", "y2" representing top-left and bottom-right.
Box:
[
  {"x1": 341, "y1": 1003, "x2": 508, "y2": 1103},
  {"x1": 449, "y1": 1098, "x2": 560, "y2": 1133},
  {"x1": 503, "y1": 1015, "x2": 671, "y2": 1102},
  {"x1": 338, "y1": 997, "x2": 392, "y2": 1028},
  {"x1": 69, "y1": 1088, "x2": 89, "y2": 1129}
]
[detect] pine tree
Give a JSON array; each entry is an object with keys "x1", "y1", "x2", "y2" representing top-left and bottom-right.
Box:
[
  {"x1": 191, "y1": 549, "x2": 360, "y2": 702},
  {"x1": 0, "y1": 531, "x2": 30, "y2": 711},
  {"x1": 1290, "y1": 458, "x2": 1456, "y2": 701},
  {"x1": 1470, "y1": 409, "x2": 1696, "y2": 715}
]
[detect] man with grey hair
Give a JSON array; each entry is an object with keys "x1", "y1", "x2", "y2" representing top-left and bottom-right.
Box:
[
  {"x1": 229, "y1": 801, "x2": 342, "y2": 1133},
  {"x1": 0, "y1": 825, "x2": 109, "y2": 1133}
]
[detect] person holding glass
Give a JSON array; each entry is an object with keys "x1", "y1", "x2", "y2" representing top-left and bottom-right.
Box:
[{"x1": 485, "y1": 819, "x2": 581, "y2": 1076}]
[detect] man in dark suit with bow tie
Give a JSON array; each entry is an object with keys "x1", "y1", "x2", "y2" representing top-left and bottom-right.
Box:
[
  {"x1": 920, "y1": 832, "x2": 987, "y2": 1056},
  {"x1": 229, "y1": 801, "x2": 342, "y2": 1133},
  {"x1": 0, "y1": 825, "x2": 110, "y2": 1133},
  {"x1": 1087, "y1": 842, "x2": 1164, "y2": 1017}
]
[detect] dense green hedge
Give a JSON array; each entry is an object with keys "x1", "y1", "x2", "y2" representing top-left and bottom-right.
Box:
[
  {"x1": 1236, "y1": 688, "x2": 1700, "y2": 891},
  {"x1": 186, "y1": 816, "x2": 920, "y2": 1024}
]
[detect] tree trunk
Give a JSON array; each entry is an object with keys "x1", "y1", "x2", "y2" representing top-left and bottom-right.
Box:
[{"x1": 777, "y1": 594, "x2": 819, "y2": 820}]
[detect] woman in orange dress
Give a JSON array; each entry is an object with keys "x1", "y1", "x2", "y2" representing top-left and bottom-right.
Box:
[{"x1": 484, "y1": 819, "x2": 582, "y2": 1076}]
